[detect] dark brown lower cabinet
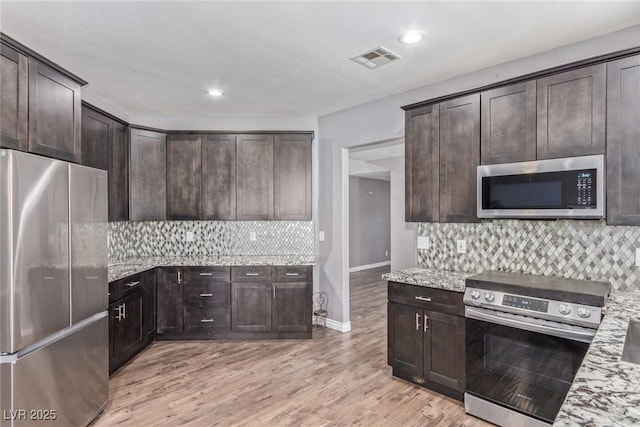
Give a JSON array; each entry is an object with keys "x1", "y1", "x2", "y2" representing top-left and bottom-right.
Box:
[
  {"x1": 387, "y1": 283, "x2": 465, "y2": 401},
  {"x1": 231, "y1": 282, "x2": 273, "y2": 332},
  {"x1": 155, "y1": 267, "x2": 183, "y2": 336},
  {"x1": 109, "y1": 273, "x2": 155, "y2": 374},
  {"x1": 273, "y1": 282, "x2": 312, "y2": 332}
]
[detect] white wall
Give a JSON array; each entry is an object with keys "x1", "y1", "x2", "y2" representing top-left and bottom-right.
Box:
[
  {"x1": 369, "y1": 156, "x2": 416, "y2": 272},
  {"x1": 316, "y1": 25, "x2": 640, "y2": 325}
]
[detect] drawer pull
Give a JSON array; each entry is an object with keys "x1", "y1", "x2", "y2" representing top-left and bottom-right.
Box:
[
  {"x1": 285, "y1": 273, "x2": 300, "y2": 276},
  {"x1": 199, "y1": 293, "x2": 213, "y2": 297},
  {"x1": 125, "y1": 281, "x2": 141, "y2": 288},
  {"x1": 245, "y1": 273, "x2": 260, "y2": 276},
  {"x1": 415, "y1": 313, "x2": 420, "y2": 331},
  {"x1": 200, "y1": 318, "x2": 214, "y2": 323},
  {"x1": 43, "y1": 276, "x2": 56, "y2": 280},
  {"x1": 424, "y1": 314, "x2": 429, "y2": 332},
  {"x1": 199, "y1": 272, "x2": 213, "y2": 276},
  {"x1": 86, "y1": 275, "x2": 100, "y2": 280},
  {"x1": 415, "y1": 296, "x2": 432, "y2": 302}
]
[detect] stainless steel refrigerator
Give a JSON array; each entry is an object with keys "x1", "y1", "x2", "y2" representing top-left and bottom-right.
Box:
[{"x1": 0, "y1": 149, "x2": 108, "y2": 426}]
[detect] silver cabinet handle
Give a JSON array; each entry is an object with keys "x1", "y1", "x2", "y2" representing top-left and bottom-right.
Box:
[
  {"x1": 199, "y1": 272, "x2": 213, "y2": 276},
  {"x1": 415, "y1": 296, "x2": 432, "y2": 302},
  {"x1": 245, "y1": 272, "x2": 259, "y2": 276},
  {"x1": 43, "y1": 276, "x2": 56, "y2": 280},
  {"x1": 424, "y1": 314, "x2": 429, "y2": 332},
  {"x1": 86, "y1": 276, "x2": 100, "y2": 280},
  {"x1": 125, "y1": 281, "x2": 141, "y2": 288},
  {"x1": 273, "y1": 285, "x2": 276, "y2": 299},
  {"x1": 122, "y1": 303, "x2": 126, "y2": 320},
  {"x1": 177, "y1": 270, "x2": 182, "y2": 284},
  {"x1": 115, "y1": 305, "x2": 123, "y2": 321},
  {"x1": 200, "y1": 318, "x2": 214, "y2": 323},
  {"x1": 285, "y1": 273, "x2": 300, "y2": 276},
  {"x1": 199, "y1": 293, "x2": 213, "y2": 297},
  {"x1": 415, "y1": 313, "x2": 420, "y2": 331}
]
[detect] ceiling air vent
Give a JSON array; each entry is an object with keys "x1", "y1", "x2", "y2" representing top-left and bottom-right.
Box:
[{"x1": 351, "y1": 47, "x2": 401, "y2": 69}]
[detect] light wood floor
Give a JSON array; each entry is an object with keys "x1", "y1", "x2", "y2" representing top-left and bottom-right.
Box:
[{"x1": 92, "y1": 267, "x2": 490, "y2": 426}]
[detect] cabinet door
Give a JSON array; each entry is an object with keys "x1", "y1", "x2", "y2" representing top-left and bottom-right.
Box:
[
  {"x1": 130, "y1": 128, "x2": 166, "y2": 220},
  {"x1": 156, "y1": 268, "x2": 183, "y2": 335},
  {"x1": 0, "y1": 43, "x2": 28, "y2": 151},
  {"x1": 536, "y1": 64, "x2": 606, "y2": 159},
  {"x1": 201, "y1": 134, "x2": 237, "y2": 220},
  {"x1": 387, "y1": 303, "x2": 423, "y2": 379},
  {"x1": 424, "y1": 311, "x2": 465, "y2": 392},
  {"x1": 480, "y1": 81, "x2": 536, "y2": 164},
  {"x1": 405, "y1": 105, "x2": 439, "y2": 222},
  {"x1": 237, "y1": 134, "x2": 274, "y2": 220},
  {"x1": 28, "y1": 58, "x2": 82, "y2": 162},
  {"x1": 439, "y1": 94, "x2": 480, "y2": 223},
  {"x1": 108, "y1": 302, "x2": 117, "y2": 374},
  {"x1": 81, "y1": 105, "x2": 111, "y2": 170},
  {"x1": 274, "y1": 134, "x2": 312, "y2": 220},
  {"x1": 166, "y1": 134, "x2": 201, "y2": 220},
  {"x1": 272, "y1": 282, "x2": 312, "y2": 332},
  {"x1": 109, "y1": 122, "x2": 129, "y2": 221},
  {"x1": 607, "y1": 55, "x2": 640, "y2": 225},
  {"x1": 113, "y1": 291, "x2": 144, "y2": 366},
  {"x1": 231, "y1": 282, "x2": 272, "y2": 332},
  {"x1": 142, "y1": 270, "x2": 156, "y2": 342}
]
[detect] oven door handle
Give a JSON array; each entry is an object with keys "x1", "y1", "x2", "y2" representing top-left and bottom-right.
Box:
[{"x1": 465, "y1": 306, "x2": 596, "y2": 343}]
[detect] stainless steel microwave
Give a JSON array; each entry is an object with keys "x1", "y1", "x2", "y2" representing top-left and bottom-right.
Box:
[{"x1": 477, "y1": 154, "x2": 605, "y2": 219}]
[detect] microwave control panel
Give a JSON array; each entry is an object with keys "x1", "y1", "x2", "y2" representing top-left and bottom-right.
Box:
[{"x1": 576, "y1": 172, "x2": 594, "y2": 206}]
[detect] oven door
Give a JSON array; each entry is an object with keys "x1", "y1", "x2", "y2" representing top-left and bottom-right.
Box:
[{"x1": 465, "y1": 306, "x2": 593, "y2": 424}]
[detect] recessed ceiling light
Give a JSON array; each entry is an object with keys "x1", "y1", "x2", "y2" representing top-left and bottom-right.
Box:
[
  {"x1": 398, "y1": 31, "x2": 426, "y2": 45},
  {"x1": 208, "y1": 89, "x2": 223, "y2": 97}
]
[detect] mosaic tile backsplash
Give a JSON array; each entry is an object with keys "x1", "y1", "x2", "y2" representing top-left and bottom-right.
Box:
[
  {"x1": 109, "y1": 221, "x2": 314, "y2": 261},
  {"x1": 417, "y1": 220, "x2": 640, "y2": 291}
]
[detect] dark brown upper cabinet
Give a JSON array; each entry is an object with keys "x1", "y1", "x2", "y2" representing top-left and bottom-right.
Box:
[
  {"x1": 81, "y1": 104, "x2": 129, "y2": 222},
  {"x1": 405, "y1": 104, "x2": 440, "y2": 222},
  {"x1": 202, "y1": 134, "x2": 237, "y2": 220},
  {"x1": 536, "y1": 64, "x2": 606, "y2": 160},
  {"x1": 274, "y1": 134, "x2": 312, "y2": 220},
  {"x1": 130, "y1": 128, "x2": 167, "y2": 221},
  {"x1": 166, "y1": 134, "x2": 202, "y2": 220},
  {"x1": 81, "y1": 106, "x2": 111, "y2": 171},
  {"x1": 480, "y1": 81, "x2": 536, "y2": 164},
  {"x1": 0, "y1": 42, "x2": 28, "y2": 151},
  {"x1": 237, "y1": 134, "x2": 274, "y2": 220},
  {"x1": 439, "y1": 94, "x2": 480, "y2": 223},
  {"x1": 606, "y1": 54, "x2": 640, "y2": 226},
  {"x1": 28, "y1": 59, "x2": 82, "y2": 163},
  {"x1": 110, "y1": 122, "x2": 129, "y2": 222}
]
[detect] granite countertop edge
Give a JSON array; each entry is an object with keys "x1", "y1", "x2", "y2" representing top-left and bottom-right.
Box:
[
  {"x1": 382, "y1": 267, "x2": 472, "y2": 293},
  {"x1": 108, "y1": 255, "x2": 316, "y2": 282}
]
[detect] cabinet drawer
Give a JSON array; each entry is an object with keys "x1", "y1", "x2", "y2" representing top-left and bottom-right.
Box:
[
  {"x1": 231, "y1": 266, "x2": 272, "y2": 282},
  {"x1": 273, "y1": 266, "x2": 312, "y2": 282},
  {"x1": 109, "y1": 273, "x2": 143, "y2": 303},
  {"x1": 183, "y1": 282, "x2": 230, "y2": 307},
  {"x1": 184, "y1": 307, "x2": 230, "y2": 333},
  {"x1": 183, "y1": 266, "x2": 230, "y2": 283},
  {"x1": 388, "y1": 282, "x2": 464, "y2": 316}
]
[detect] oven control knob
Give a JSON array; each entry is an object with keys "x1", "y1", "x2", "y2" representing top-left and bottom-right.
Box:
[
  {"x1": 577, "y1": 307, "x2": 592, "y2": 318},
  {"x1": 484, "y1": 292, "x2": 495, "y2": 302},
  {"x1": 470, "y1": 290, "x2": 481, "y2": 300},
  {"x1": 559, "y1": 304, "x2": 572, "y2": 315}
]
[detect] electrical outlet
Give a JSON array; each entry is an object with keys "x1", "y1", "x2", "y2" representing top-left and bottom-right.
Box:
[
  {"x1": 186, "y1": 231, "x2": 194, "y2": 242},
  {"x1": 636, "y1": 248, "x2": 640, "y2": 267},
  {"x1": 249, "y1": 231, "x2": 257, "y2": 241},
  {"x1": 319, "y1": 231, "x2": 325, "y2": 242},
  {"x1": 417, "y1": 236, "x2": 430, "y2": 250},
  {"x1": 456, "y1": 239, "x2": 467, "y2": 254}
]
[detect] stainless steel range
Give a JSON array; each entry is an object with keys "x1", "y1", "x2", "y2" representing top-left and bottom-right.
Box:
[{"x1": 463, "y1": 271, "x2": 610, "y2": 427}]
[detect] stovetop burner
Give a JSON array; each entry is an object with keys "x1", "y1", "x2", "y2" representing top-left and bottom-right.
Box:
[{"x1": 464, "y1": 271, "x2": 610, "y2": 329}]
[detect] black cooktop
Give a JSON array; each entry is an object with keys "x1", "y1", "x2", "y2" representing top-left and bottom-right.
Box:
[{"x1": 466, "y1": 270, "x2": 610, "y2": 307}]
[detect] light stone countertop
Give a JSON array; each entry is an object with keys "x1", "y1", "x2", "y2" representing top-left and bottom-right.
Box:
[
  {"x1": 383, "y1": 268, "x2": 640, "y2": 426},
  {"x1": 108, "y1": 255, "x2": 316, "y2": 282}
]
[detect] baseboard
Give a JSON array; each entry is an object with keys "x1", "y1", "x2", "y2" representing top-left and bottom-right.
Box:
[
  {"x1": 323, "y1": 318, "x2": 351, "y2": 333},
  {"x1": 349, "y1": 261, "x2": 391, "y2": 273}
]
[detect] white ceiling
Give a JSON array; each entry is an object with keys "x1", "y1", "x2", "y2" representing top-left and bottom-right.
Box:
[{"x1": 1, "y1": 1, "x2": 638, "y2": 118}]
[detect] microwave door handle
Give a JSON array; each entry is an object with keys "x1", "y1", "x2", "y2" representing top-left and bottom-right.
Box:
[{"x1": 465, "y1": 306, "x2": 596, "y2": 343}]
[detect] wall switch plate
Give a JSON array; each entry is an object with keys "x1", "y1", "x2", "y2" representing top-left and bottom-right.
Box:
[
  {"x1": 186, "y1": 231, "x2": 194, "y2": 242},
  {"x1": 456, "y1": 239, "x2": 467, "y2": 254},
  {"x1": 249, "y1": 231, "x2": 257, "y2": 241},
  {"x1": 417, "y1": 236, "x2": 429, "y2": 250},
  {"x1": 319, "y1": 231, "x2": 325, "y2": 242},
  {"x1": 636, "y1": 248, "x2": 640, "y2": 267},
  {"x1": 385, "y1": 250, "x2": 389, "y2": 257}
]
